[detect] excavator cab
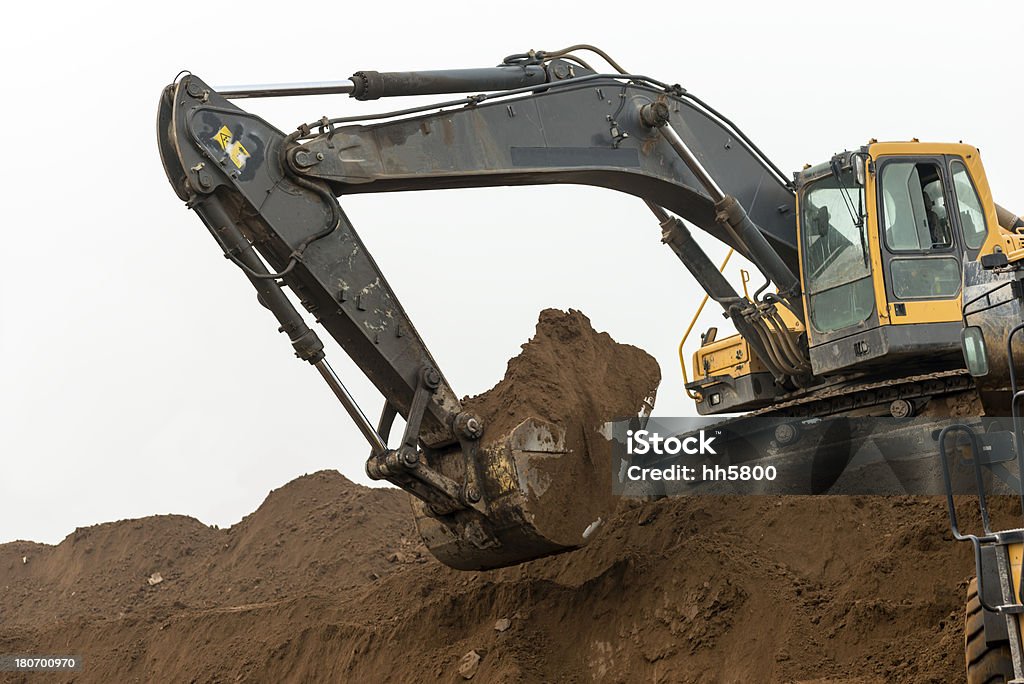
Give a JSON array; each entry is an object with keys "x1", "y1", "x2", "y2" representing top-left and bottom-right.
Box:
[
  {"x1": 798, "y1": 143, "x2": 1024, "y2": 389},
  {"x1": 796, "y1": 145, "x2": 972, "y2": 376}
]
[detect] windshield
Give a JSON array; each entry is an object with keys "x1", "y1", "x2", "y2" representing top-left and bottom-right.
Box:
[
  {"x1": 801, "y1": 169, "x2": 874, "y2": 334},
  {"x1": 802, "y1": 170, "x2": 869, "y2": 294}
]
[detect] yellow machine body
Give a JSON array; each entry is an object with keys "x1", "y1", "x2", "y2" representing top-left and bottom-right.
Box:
[{"x1": 686, "y1": 141, "x2": 1024, "y2": 414}]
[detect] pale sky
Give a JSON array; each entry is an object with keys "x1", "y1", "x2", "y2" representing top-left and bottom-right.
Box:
[{"x1": 2, "y1": 1, "x2": 1022, "y2": 544}]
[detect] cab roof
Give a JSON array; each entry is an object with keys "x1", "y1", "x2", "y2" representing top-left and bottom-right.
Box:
[{"x1": 793, "y1": 140, "x2": 981, "y2": 188}]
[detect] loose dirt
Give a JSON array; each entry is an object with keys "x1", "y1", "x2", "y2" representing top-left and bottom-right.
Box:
[
  {"x1": 463, "y1": 308, "x2": 660, "y2": 442},
  {"x1": 0, "y1": 310, "x2": 990, "y2": 682},
  {"x1": 0, "y1": 482, "x2": 985, "y2": 683}
]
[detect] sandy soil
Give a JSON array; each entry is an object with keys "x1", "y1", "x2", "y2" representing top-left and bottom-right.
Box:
[
  {"x1": 0, "y1": 310, "x2": 986, "y2": 682},
  {"x1": 0, "y1": 477, "x2": 980, "y2": 683}
]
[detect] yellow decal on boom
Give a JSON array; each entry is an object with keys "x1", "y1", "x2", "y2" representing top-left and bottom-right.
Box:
[{"x1": 212, "y1": 125, "x2": 250, "y2": 170}]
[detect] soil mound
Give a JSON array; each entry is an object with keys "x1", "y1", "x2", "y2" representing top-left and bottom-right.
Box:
[
  {"x1": 0, "y1": 471, "x2": 419, "y2": 632},
  {"x1": 0, "y1": 311, "x2": 985, "y2": 682},
  {"x1": 1, "y1": 491, "x2": 978, "y2": 683}
]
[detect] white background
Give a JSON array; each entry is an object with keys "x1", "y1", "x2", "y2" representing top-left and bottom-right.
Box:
[{"x1": 2, "y1": 1, "x2": 1022, "y2": 544}]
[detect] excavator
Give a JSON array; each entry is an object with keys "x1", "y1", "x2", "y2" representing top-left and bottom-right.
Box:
[{"x1": 157, "y1": 46, "x2": 1024, "y2": 682}]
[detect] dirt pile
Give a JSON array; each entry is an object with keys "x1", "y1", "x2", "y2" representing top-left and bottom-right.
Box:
[
  {"x1": 1, "y1": 482, "x2": 980, "y2": 683},
  {"x1": 0, "y1": 310, "x2": 986, "y2": 682},
  {"x1": 0, "y1": 471, "x2": 420, "y2": 631}
]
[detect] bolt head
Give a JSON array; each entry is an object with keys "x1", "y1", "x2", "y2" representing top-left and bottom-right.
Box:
[
  {"x1": 890, "y1": 399, "x2": 913, "y2": 419},
  {"x1": 401, "y1": 448, "x2": 419, "y2": 467},
  {"x1": 774, "y1": 423, "x2": 797, "y2": 446},
  {"x1": 422, "y1": 367, "x2": 441, "y2": 389},
  {"x1": 455, "y1": 412, "x2": 484, "y2": 440}
]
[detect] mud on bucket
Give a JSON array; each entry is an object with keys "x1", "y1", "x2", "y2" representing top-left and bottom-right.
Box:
[{"x1": 413, "y1": 416, "x2": 621, "y2": 570}]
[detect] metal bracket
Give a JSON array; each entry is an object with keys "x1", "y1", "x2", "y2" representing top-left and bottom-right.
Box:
[
  {"x1": 996, "y1": 546, "x2": 1024, "y2": 680},
  {"x1": 365, "y1": 367, "x2": 487, "y2": 516},
  {"x1": 453, "y1": 411, "x2": 486, "y2": 505},
  {"x1": 372, "y1": 400, "x2": 399, "y2": 461}
]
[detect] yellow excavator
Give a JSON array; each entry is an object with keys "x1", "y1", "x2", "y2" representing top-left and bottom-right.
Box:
[
  {"x1": 687, "y1": 140, "x2": 1023, "y2": 419},
  {"x1": 157, "y1": 46, "x2": 1024, "y2": 682}
]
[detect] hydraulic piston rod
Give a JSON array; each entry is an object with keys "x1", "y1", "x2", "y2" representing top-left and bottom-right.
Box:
[
  {"x1": 217, "y1": 65, "x2": 548, "y2": 100},
  {"x1": 640, "y1": 102, "x2": 801, "y2": 302},
  {"x1": 315, "y1": 359, "x2": 389, "y2": 458},
  {"x1": 216, "y1": 81, "x2": 356, "y2": 99}
]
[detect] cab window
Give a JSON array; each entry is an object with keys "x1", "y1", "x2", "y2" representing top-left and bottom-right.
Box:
[
  {"x1": 890, "y1": 257, "x2": 960, "y2": 298},
  {"x1": 879, "y1": 159, "x2": 961, "y2": 301},
  {"x1": 950, "y1": 160, "x2": 988, "y2": 250},
  {"x1": 801, "y1": 169, "x2": 874, "y2": 333},
  {"x1": 881, "y1": 161, "x2": 952, "y2": 251}
]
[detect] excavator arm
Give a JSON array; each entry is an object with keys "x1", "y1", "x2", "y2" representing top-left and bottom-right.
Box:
[{"x1": 157, "y1": 51, "x2": 809, "y2": 569}]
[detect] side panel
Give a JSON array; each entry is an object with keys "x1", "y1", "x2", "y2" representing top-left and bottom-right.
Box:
[
  {"x1": 807, "y1": 321, "x2": 962, "y2": 376},
  {"x1": 885, "y1": 298, "x2": 962, "y2": 324}
]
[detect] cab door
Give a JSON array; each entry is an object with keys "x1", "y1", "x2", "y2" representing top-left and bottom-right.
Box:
[{"x1": 876, "y1": 156, "x2": 963, "y2": 324}]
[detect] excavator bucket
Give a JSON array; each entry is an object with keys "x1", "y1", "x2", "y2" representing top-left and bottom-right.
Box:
[
  {"x1": 413, "y1": 419, "x2": 581, "y2": 570},
  {"x1": 414, "y1": 413, "x2": 633, "y2": 570},
  {"x1": 407, "y1": 307, "x2": 659, "y2": 570}
]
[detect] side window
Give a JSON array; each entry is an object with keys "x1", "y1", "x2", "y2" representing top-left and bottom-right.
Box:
[
  {"x1": 950, "y1": 160, "x2": 988, "y2": 250},
  {"x1": 881, "y1": 161, "x2": 952, "y2": 251},
  {"x1": 890, "y1": 257, "x2": 961, "y2": 298}
]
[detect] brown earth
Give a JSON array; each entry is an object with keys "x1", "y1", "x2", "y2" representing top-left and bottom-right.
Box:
[
  {"x1": 0, "y1": 482, "x2": 986, "y2": 683},
  {"x1": 463, "y1": 308, "x2": 660, "y2": 442},
  {"x1": 0, "y1": 310, "x2": 993, "y2": 683}
]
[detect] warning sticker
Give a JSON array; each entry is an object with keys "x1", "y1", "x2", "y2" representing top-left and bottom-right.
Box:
[{"x1": 212, "y1": 125, "x2": 251, "y2": 170}]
